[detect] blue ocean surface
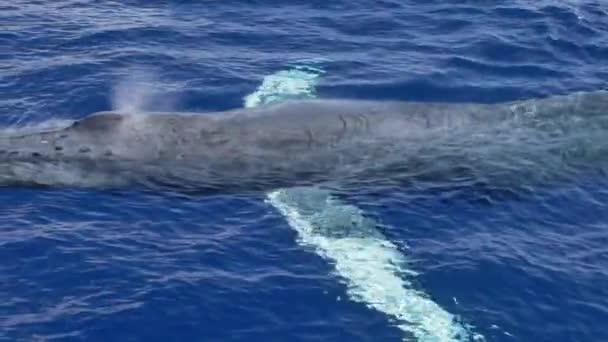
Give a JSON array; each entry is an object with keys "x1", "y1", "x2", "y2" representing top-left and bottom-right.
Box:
[{"x1": 2, "y1": 1, "x2": 608, "y2": 341}]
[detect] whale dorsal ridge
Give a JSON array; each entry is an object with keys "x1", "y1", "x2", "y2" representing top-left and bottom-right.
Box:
[{"x1": 70, "y1": 112, "x2": 125, "y2": 132}]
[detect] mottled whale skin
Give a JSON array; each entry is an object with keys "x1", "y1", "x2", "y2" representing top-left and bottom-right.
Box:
[{"x1": 1, "y1": 90, "x2": 607, "y2": 193}]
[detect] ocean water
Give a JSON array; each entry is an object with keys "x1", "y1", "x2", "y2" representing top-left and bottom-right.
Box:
[{"x1": 2, "y1": 1, "x2": 608, "y2": 341}]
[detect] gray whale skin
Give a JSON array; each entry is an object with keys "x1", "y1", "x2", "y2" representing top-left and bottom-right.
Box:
[{"x1": 1, "y1": 90, "x2": 608, "y2": 194}]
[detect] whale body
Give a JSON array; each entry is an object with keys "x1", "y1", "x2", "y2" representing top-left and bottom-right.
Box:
[{"x1": 1, "y1": 90, "x2": 607, "y2": 194}]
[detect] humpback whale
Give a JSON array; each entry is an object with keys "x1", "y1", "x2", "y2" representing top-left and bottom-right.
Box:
[{"x1": 1, "y1": 90, "x2": 607, "y2": 193}]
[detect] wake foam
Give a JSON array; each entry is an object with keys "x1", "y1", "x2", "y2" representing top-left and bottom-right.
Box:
[
  {"x1": 267, "y1": 188, "x2": 475, "y2": 342},
  {"x1": 243, "y1": 65, "x2": 325, "y2": 108},
  {"x1": 248, "y1": 62, "x2": 482, "y2": 341}
]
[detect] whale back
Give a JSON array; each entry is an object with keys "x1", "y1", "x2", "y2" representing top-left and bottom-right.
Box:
[
  {"x1": 69, "y1": 112, "x2": 125, "y2": 132},
  {"x1": 0, "y1": 92, "x2": 608, "y2": 193}
]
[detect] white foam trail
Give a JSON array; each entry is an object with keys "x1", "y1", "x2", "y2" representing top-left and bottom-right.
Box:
[
  {"x1": 246, "y1": 63, "x2": 482, "y2": 341},
  {"x1": 267, "y1": 188, "x2": 473, "y2": 342}
]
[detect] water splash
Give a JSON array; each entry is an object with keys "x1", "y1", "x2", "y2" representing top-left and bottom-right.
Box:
[
  {"x1": 243, "y1": 64, "x2": 325, "y2": 108},
  {"x1": 245, "y1": 62, "x2": 483, "y2": 341},
  {"x1": 267, "y1": 187, "x2": 475, "y2": 342}
]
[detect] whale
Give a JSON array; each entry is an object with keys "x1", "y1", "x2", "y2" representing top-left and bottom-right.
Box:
[{"x1": 1, "y1": 90, "x2": 607, "y2": 194}]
